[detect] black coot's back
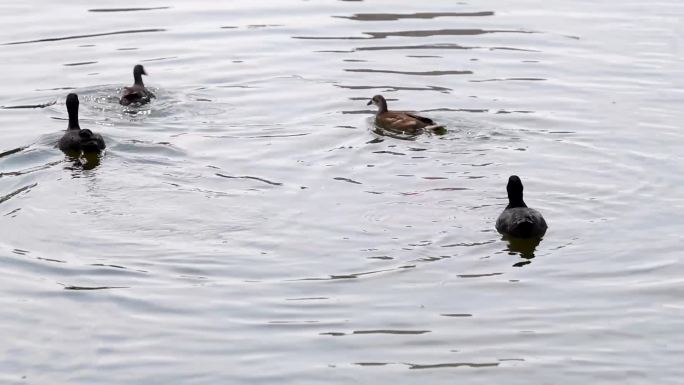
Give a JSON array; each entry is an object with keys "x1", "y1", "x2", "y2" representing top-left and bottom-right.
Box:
[
  {"x1": 58, "y1": 93, "x2": 106, "y2": 154},
  {"x1": 495, "y1": 175, "x2": 547, "y2": 238}
]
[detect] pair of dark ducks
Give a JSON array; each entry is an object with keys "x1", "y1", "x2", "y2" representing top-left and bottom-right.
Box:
[{"x1": 58, "y1": 64, "x2": 154, "y2": 154}]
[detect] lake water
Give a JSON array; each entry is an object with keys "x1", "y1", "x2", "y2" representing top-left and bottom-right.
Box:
[{"x1": 1, "y1": 1, "x2": 683, "y2": 384}]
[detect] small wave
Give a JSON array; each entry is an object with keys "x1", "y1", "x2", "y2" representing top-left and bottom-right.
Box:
[{"x1": 3, "y1": 29, "x2": 166, "y2": 46}]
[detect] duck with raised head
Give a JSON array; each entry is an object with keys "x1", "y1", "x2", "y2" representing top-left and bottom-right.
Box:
[
  {"x1": 119, "y1": 64, "x2": 154, "y2": 106},
  {"x1": 58, "y1": 93, "x2": 106, "y2": 153},
  {"x1": 496, "y1": 175, "x2": 547, "y2": 238},
  {"x1": 367, "y1": 94, "x2": 444, "y2": 135}
]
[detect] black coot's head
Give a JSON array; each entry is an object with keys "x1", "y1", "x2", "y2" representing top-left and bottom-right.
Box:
[
  {"x1": 66, "y1": 93, "x2": 80, "y2": 129},
  {"x1": 66, "y1": 93, "x2": 79, "y2": 108},
  {"x1": 506, "y1": 175, "x2": 526, "y2": 208}
]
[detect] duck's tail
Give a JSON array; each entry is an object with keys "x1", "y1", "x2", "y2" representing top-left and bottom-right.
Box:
[
  {"x1": 513, "y1": 219, "x2": 535, "y2": 238},
  {"x1": 427, "y1": 125, "x2": 447, "y2": 135}
]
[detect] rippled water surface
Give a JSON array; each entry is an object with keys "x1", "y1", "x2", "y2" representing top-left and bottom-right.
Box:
[{"x1": 1, "y1": 1, "x2": 684, "y2": 384}]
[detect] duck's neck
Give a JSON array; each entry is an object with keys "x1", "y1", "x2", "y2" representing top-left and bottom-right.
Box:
[
  {"x1": 67, "y1": 104, "x2": 80, "y2": 130},
  {"x1": 377, "y1": 99, "x2": 388, "y2": 114},
  {"x1": 507, "y1": 193, "x2": 527, "y2": 209},
  {"x1": 134, "y1": 72, "x2": 144, "y2": 87}
]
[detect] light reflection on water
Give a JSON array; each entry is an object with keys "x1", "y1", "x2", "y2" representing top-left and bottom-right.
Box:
[{"x1": 1, "y1": 0, "x2": 684, "y2": 384}]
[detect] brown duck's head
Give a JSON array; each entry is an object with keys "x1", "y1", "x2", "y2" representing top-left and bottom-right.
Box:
[
  {"x1": 133, "y1": 64, "x2": 148, "y2": 85},
  {"x1": 134, "y1": 64, "x2": 147, "y2": 76},
  {"x1": 366, "y1": 94, "x2": 388, "y2": 112}
]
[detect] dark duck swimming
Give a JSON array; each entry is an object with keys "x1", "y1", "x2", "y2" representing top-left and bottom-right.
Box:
[
  {"x1": 119, "y1": 64, "x2": 154, "y2": 106},
  {"x1": 58, "y1": 93, "x2": 106, "y2": 154},
  {"x1": 496, "y1": 175, "x2": 548, "y2": 238},
  {"x1": 367, "y1": 94, "x2": 444, "y2": 135}
]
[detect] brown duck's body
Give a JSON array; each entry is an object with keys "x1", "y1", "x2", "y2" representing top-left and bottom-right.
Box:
[
  {"x1": 120, "y1": 84, "x2": 154, "y2": 106},
  {"x1": 120, "y1": 64, "x2": 154, "y2": 106},
  {"x1": 375, "y1": 110, "x2": 436, "y2": 135},
  {"x1": 367, "y1": 94, "x2": 443, "y2": 135}
]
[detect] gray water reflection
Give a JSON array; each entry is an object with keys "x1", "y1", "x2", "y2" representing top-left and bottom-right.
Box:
[
  {"x1": 88, "y1": 7, "x2": 171, "y2": 13},
  {"x1": 334, "y1": 12, "x2": 495, "y2": 21},
  {"x1": 2, "y1": 29, "x2": 166, "y2": 46},
  {"x1": 294, "y1": 28, "x2": 533, "y2": 40}
]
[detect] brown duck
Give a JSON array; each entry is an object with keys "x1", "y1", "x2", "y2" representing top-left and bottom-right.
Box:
[
  {"x1": 120, "y1": 64, "x2": 155, "y2": 106},
  {"x1": 367, "y1": 94, "x2": 444, "y2": 135}
]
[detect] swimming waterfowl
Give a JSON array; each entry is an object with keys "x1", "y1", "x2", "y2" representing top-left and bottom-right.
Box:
[
  {"x1": 496, "y1": 175, "x2": 547, "y2": 238},
  {"x1": 119, "y1": 64, "x2": 154, "y2": 106},
  {"x1": 58, "y1": 93, "x2": 106, "y2": 153},
  {"x1": 367, "y1": 94, "x2": 443, "y2": 135}
]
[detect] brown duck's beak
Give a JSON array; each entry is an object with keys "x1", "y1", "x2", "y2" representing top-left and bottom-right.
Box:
[{"x1": 366, "y1": 100, "x2": 373, "y2": 106}]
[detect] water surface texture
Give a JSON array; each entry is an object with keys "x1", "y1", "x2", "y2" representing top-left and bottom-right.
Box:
[{"x1": 1, "y1": 1, "x2": 683, "y2": 384}]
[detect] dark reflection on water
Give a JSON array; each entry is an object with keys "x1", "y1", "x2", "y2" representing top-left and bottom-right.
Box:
[
  {"x1": 470, "y1": 77, "x2": 546, "y2": 82},
  {"x1": 142, "y1": 56, "x2": 178, "y2": 62},
  {"x1": 336, "y1": 84, "x2": 452, "y2": 92},
  {"x1": 2, "y1": 28, "x2": 166, "y2": 46},
  {"x1": 353, "y1": 329, "x2": 430, "y2": 335},
  {"x1": 354, "y1": 43, "x2": 540, "y2": 52},
  {"x1": 366, "y1": 29, "x2": 533, "y2": 39},
  {"x1": 63, "y1": 61, "x2": 97, "y2": 67},
  {"x1": 321, "y1": 329, "x2": 431, "y2": 336},
  {"x1": 0, "y1": 183, "x2": 37, "y2": 205},
  {"x1": 65, "y1": 152, "x2": 103, "y2": 171},
  {"x1": 352, "y1": 361, "x2": 500, "y2": 369},
  {"x1": 62, "y1": 285, "x2": 128, "y2": 290},
  {"x1": 408, "y1": 362, "x2": 500, "y2": 369},
  {"x1": 335, "y1": 12, "x2": 495, "y2": 21},
  {"x1": 0, "y1": 156, "x2": 62, "y2": 177},
  {"x1": 458, "y1": 272, "x2": 503, "y2": 278},
  {"x1": 0, "y1": 147, "x2": 26, "y2": 158},
  {"x1": 345, "y1": 69, "x2": 472, "y2": 76},
  {"x1": 356, "y1": 43, "x2": 471, "y2": 51},
  {"x1": 88, "y1": 7, "x2": 171, "y2": 13},
  {"x1": 292, "y1": 264, "x2": 417, "y2": 281},
  {"x1": 333, "y1": 176, "x2": 362, "y2": 184},
  {"x1": 501, "y1": 235, "x2": 543, "y2": 266},
  {"x1": 294, "y1": 28, "x2": 534, "y2": 40},
  {"x1": 1, "y1": 101, "x2": 55, "y2": 109},
  {"x1": 215, "y1": 173, "x2": 283, "y2": 186}
]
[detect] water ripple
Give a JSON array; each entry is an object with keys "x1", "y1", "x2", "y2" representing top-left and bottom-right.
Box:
[
  {"x1": 294, "y1": 29, "x2": 534, "y2": 40},
  {"x1": 3, "y1": 28, "x2": 166, "y2": 46},
  {"x1": 0, "y1": 183, "x2": 37, "y2": 205},
  {"x1": 88, "y1": 7, "x2": 171, "y2": 12},
  {"x1": 345, "y1": 69, "x2": 472, "y2": 76},
  {"x1": 215, "y1": 173, "x2": 283, "y2": 186},
  {"x1": 335, "y1": 12, "x2": 495, "y2": 21}
]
